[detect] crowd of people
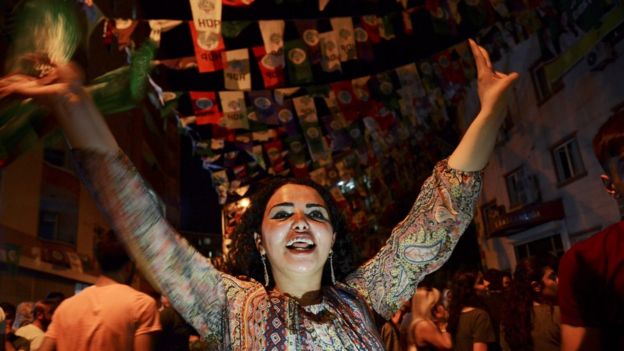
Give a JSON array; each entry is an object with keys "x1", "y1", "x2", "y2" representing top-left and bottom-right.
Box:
[{"x1": 380, "y1": 260, "x2": 559, "y2": 351}]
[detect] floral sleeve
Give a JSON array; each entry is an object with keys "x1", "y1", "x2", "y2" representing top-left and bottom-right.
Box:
[
  {"x1": 345, "y1": 159, "x2": 481, "y2": 319},
  {"x1": 72, "y1": 149, "x2": 228, "y2": 345}
]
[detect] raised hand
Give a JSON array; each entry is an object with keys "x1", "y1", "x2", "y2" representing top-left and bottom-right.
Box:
[
  {"x1": 0, "y1": 61, "x2": 84, "y2": 104},
  {"x1": 469, "y1": 38, "x2": 519, "y2": 117},
  {"x1": 448, "y1": 39, "x2": 519, "y2": 171}
]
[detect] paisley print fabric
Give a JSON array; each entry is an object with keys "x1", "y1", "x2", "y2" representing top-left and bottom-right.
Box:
[{"x1": 72, "y1": 149, "x2": 481, "y2": 350}]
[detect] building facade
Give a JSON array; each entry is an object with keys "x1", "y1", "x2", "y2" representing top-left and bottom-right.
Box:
[
  {"x1": 0, "y1": 105, "x2": 181, "y2": 304},
  {"x1": 474, "y1": 28, "x2": 624, "y2": 271}
]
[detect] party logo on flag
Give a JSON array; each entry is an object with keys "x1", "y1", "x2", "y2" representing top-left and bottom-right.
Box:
[
  {"x1": 270, "y1": 34, "x2": 283, "y2": 48},
  {"x1": 261, "y1": 53, "x2": 283, "y2": 69},
  {"x1": 379, "y1": 81, "x2": 394, "y2": 95},
  {"x1": 303, "y1": 29, "x2": 320, "y2": 46},
  {"x1": 306, "y1": 127, "x2": 321, "y2": 138},
  {"x1": 197, "y1": 31, "x2": 222, "y2": 51},
  {"x1": 354, "y1": 27, "x2": 368, "y2": 42},
  {"x1": 254, "y1": 97, "x2": 272, "y2": 110},
  {"x1": 278, "y1": 108, "x2": 294, "y2": 123},
  {"x1": 337, "y1": 90, "x2": 353, "y2": 104},
  {"x1": 197, "y1": 97, "x2": 214, "y2": 110},
  {"x1": 288, "y1": 48, "x2": 307, "y2": 64}
]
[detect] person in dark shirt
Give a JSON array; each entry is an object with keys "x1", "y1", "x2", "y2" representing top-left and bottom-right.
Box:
[
  {"x1": 559, "y1": 111, "x2": 624, "y2": 351},
  {"x1": 501, "y1": 256, "x2": 560, "y2": 351},
  {"x1": 483, "y1": 269, "x2": 505, "y2": 351},
  {"x1": 447, "y1": 270, "x2": 495, "y2": 351}
]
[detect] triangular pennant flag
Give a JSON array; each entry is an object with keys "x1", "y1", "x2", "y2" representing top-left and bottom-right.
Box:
[
  {"x1": 252, "y1": 46, "x2": 286, "y2": 89},
  {"x1": 259, "y1": 20, "x2": 285, "y2": 57},
  {"x1": 320, "y1": 113, "x2": 352, "y2": 151},
  {"x1": 360, "y1": 16, "x2": 382, "y2": 44},
  {"x1": 189, "y1": 21, "x2": 225, "y2": 72},
  {"x1": 378, "y1": 15, "x2": 396, "y2": 40},
  {"x1": 212, "y1": 169, "x2": 229, "y2": 204},
  {"x1": 354, "y1": 23, "x2": 375, "y2": 62},
  {"x1": 276, "y1": 99, "x2": 300, "y2": 137},
  {"x1": 402, "y1": 10, "x2": 414, "y2": 35},
  {"x1": 319, "y1": 31, "x2": 342, "y2": 73},
  {"x1": 264, "y1": 139, "x2": 288, "y2": 174},
  {"x1": 223, "y1": 48, "x2": 251, "y2": 90},
  {"x1": 330, "y1": 17, "x2": 357, "y2": 62},
  {"x1": 219, "y1": 91, "x2": 250, "y2": 129},
  {"x1": 286, "y1": 135, "x2": 308, "y2": 167},
  {"x1": 148, "y1": 20, "x2": 183, "y2": 45},
  {"x1": 293, "y1": 96, "x2": 332, "y2": 165},
  {"x1": 190, "y1": 91, "x2": 223, "y2": 125},
  {"x1": 114, "y1": 19, "x2": 139, "y2": 50},
  {"x1": 249, "y1": 91, "x2": 279, "y2": 125},
  {"x1": 296, "y1": 20, "x2": 322, "y2": 65},
  {"x1": 285, "y1": 40, "x2": 314, "y2": 85},
  {"x1": 188, "y1": 0, "x2": 222, "y2": 36},
  {"x1": 330, "y1": 81, "x2": 360, "y2": 122}
]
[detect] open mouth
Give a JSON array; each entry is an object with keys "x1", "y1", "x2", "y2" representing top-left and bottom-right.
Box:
[{"x1": 285, "y1": 237, "x2": 316, "y2": 251}]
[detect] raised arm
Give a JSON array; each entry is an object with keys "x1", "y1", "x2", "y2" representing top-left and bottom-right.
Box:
[
  {"x1": 448, "y1": 39, "x2": 519, "y2": 171},
  {"x1": 345, "y1": 40, "x2": 518, "y2": 318},
  {"x1": 0, "y1": 65, "x2": 227, "y2": 343}
]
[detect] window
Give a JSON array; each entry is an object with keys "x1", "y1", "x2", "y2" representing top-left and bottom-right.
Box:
[
  {"x1": 514, "y1": 234, "x2": 564, "y2": 261},
  {"x1": 38, "y1": 211, "x2": 59, "y2": 239},
  {"x1": 530, "y1": 61, "x2": 564, "y2": 105},
  {"x1": 505, "y1": 166, "x2": 541, "y2": 209},
  {"x1": 480, "y1": 200, "x2": 502, "y2": 237},
  {"x1": 551, "y1": 135, "x2": 586, "y2": 186}
]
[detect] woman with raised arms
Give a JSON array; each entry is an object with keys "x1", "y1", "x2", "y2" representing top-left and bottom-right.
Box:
[{"x1": 0, "y1": 39, "x2": 517, "y2": 350}]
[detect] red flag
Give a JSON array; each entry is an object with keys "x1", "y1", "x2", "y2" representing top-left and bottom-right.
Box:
[
  {"x1": 189, "y1": 91, "x2": 223, "y2": 125},
  {"x1": 331, "y1": 81, "x2": 360, "y2": 123},
  {"x1": 189, "y1": 21, "x2": 225, "y2": 73},
  {"x1": 253, "y1": 46, "x2": 286, "y2": 89}
]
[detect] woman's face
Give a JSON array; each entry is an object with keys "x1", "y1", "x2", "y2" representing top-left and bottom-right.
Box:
[
  {"x1": 258, "y1": 184, "x2": 335, "y2": 286},
  {"x1": 540, "y1": 267, "x2": 558, "y2": 300}
]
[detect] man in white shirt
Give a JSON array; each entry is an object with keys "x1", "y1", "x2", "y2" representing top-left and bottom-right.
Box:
[{"x1": 14, "y1": 301, "x2": 53, "y2": 351}]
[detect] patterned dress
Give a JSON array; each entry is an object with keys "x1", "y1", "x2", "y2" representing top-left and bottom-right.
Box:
[{"x1": 72, "y1": 149, "x2": 481, "y2": 350}]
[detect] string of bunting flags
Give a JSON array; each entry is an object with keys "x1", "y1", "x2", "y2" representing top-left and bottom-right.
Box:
[
  {"x1": 108, "y1": 0, "x2": 545, "y2": 90},
  {"x1": 122, "y1": 0, "x2": 572, "y2": 235},
  {"x1": 2, "y1": 0, "x2": 614, "y2": 235}
]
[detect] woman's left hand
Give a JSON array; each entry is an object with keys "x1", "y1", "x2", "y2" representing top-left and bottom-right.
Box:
[{"x1": 469, "y1": 38, "x2": 519, "y2": 117}]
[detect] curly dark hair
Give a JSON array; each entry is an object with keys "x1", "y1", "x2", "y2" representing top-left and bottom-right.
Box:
[
  {"x1": 501, "y1": 256, "x2": 554, "y2": 351},
  {"x1": 447, "y1": 270, "x2": 487, "y2": 335},
  {"x1": 223, "y1": 177, "x2": 355, "y2": 287}
]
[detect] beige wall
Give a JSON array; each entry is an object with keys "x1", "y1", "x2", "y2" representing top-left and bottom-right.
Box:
[
  {"x1": 0, "y1": 142, "x2": 105, "y2": 303},
  {"x1": 0, "y1": 144, "x2": 44, "y2": 236},
  {"x1": 0, "y1": 142, "x2": 108, "y2": 246}
]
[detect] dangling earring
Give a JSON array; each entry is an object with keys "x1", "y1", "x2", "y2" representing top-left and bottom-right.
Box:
[
  {"x1": 261, "y1": 254, "x2": 270, "y2": 287},
  {"x1": 329, "y1": 250, "x2": 336, "y2": 285}
]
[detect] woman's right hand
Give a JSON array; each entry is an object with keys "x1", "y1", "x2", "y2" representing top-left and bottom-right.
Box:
[
  {"x1": 0, "y1": 61, "x2": 118, "y2": 152},
  {"x1": 0, "y1": 62, "x2": 85, "y2": 107}
]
